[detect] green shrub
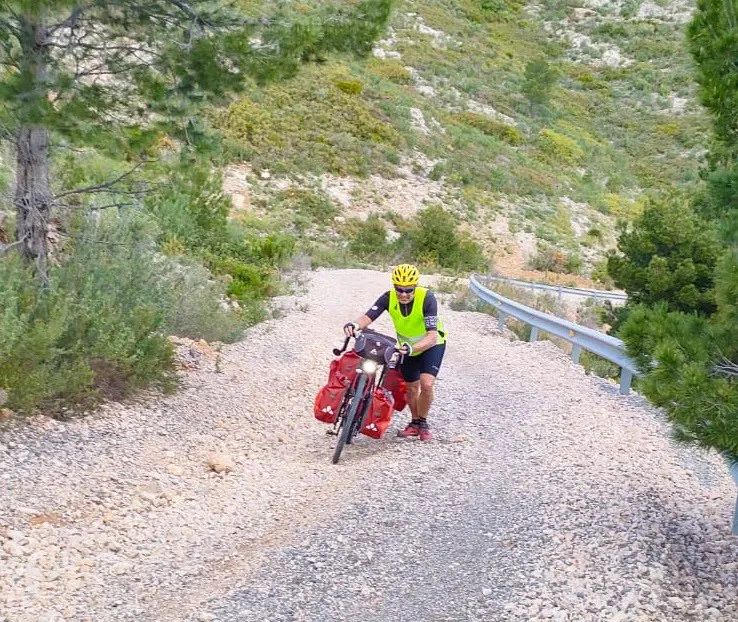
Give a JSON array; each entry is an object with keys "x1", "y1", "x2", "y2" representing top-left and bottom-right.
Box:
[
  {"x1": 348, "y1": 214, "x2": 389, "y2": 259},
  {"x1": 146, "y1": 164, "x2": 229, "y2": 250},
  {"x1": 147, "y1": 162, "x2": 294, "y2": 305},
  {"x1": 215, "y1": 65, "x2": 402, "y2": 176},
  {"x1": 275, "y1": 188, "x2": 339, "y2": 226},
  {"x1": 523, "y1": 58, "x2": 559, "y2": 107},
  {"x1": 367, "y1": 59, "x2": 413, "y2": 84},
  {"x1": 580, "y1": 351, "x2": 620, "y2": 381},
  {"x1": 456, "y1": 112, "x2": 523, "y2": 144},
  {"x1": 333, "y1": 78, "x2": 364, "y2": 95},
  {"x1": 400, "y1": 204, "x2": 487, "y2": 271},
  {"x1": 0, "y1": 213, "x2": 247, "y2": 413},
  {"x1": 537, "y1": 129, "x2": 584, "y2": 166},
  {"x1": 527, "y1": 244, "x2": 581, "y2": 274}
]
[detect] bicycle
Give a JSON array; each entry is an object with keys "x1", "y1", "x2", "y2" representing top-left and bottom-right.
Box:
[{"x1": 327, "y1": 329, "x2": 403, "y2": 464}]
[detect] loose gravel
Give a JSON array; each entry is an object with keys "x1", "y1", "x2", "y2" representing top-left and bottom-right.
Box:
[{"x1": 1, "y1": 269, "x2": 737, "y2": 622}]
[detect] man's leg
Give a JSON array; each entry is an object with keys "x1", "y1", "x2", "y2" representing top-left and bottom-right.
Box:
[
  {"x1": 398, "y1": 380, "x2": 421, "y2": 437},
  {"x1": 405, "y1": 380, "x2": 421, "y2": 418},
  {"x1": 416, "y1": 373, "x2": 436, "y2": 421},
  {"x1": 415, "y1": 344, "x2": 445, "y2": 441}
]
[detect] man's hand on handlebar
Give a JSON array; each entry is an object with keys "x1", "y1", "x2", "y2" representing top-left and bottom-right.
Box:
[
  {"x1": 399, "y1": 342, "x2": 413, "y2": 356},
  {"x1": 343, "y1": 322, "x2": 358, "y2": 338}
]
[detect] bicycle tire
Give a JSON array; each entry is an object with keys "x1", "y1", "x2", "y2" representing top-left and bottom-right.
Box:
[{"x1": 332, "y1": 374, "x2": 366, "y2": 464}]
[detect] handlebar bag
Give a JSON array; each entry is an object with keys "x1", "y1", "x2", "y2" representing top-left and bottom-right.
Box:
[{"x1": 353, "y1": 329, "x2": 397, "y2": 365}]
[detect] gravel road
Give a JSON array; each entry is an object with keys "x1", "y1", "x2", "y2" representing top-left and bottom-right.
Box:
[{"x1": 1, "y1": 269, "x2": 737, "y2": 622}]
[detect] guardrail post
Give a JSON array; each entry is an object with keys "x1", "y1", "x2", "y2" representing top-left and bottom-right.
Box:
[
  {"x1": 619, "y1": 368, "x2": 633, "y2": 395},
  {"x1": 529, "y1": 327, "x2": 539, "y2": 342},
  {"x1": 571, "y1": 345, "x2": 582, "y2": 364},
  {"x1": 557, "y1": 286, "x2": 562, "y2": 301},
  {"x1": 497, "y1": 311, "x2": 506, "y2": 332}
]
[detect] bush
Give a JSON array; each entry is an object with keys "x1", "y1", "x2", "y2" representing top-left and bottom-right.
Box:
[
  {"x1": 215, "y1": 65, "x2": 402, "y2": 176},
  {"x1": 456, "y1": 112, "x2": 524, "y2": 144},
  {"x1": 537, "y1": 129, "x2": 584, "y2": 166},
  {"x1": 147, "y1": 162, "x2": 295, "y2": 305},
  {"x1": 400, "y1": 204, "x2": 487, "y2": 271},
  {"x1": 333, "y1": 78, "x2": 364, "y2": 95},
  {"x1": 348, "y1": 214, "x2": 389, "y2": 259},
  {"x1": 0, "y1": 213, "x2": 246, "y2": 413},
  {"x1": 274, "y1": 188, "x2": 339, "y2": 227},
  {"x1": 523, "y1": 58, "x2": 559, "y2": 107},
  {"x1": 527, "y1": 244, "x2": 581, "y2": 274},
  {"x1": 367, "y1": 59, "x2": 413, "y2": 84}
]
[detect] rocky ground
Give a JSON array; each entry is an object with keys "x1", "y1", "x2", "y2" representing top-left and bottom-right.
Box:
[{"x1": 1, "y1": 269, "x2": 737, "y2": 621}]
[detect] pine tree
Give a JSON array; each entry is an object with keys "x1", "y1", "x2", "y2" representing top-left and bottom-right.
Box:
[
  {"x1": 614, "y1": 0, "x2": 738, "y2": 457},
  {"x1": 0, "y1": 0, "x2": 393, "y2": 279},
  {"x1": 606, "y1": 197, "x2": 722, "y2": 315},
  {"x1": 687, "y1": 0, "x2": 738, "y2": 161},
  {"x1": 620, "y1": 250, "x2": 738, "y2": 457}
]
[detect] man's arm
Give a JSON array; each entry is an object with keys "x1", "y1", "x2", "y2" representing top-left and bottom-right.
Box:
[{"x1": 345, "y1": 292, "x2": 390, "y2": 336}]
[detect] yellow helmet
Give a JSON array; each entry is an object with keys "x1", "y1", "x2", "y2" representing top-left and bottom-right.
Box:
[{"x1": 391, "y1": 264, "x2": 420, "y2": 287}]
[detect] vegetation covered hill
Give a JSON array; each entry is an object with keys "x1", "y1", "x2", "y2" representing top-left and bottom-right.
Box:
[{"x1": 217, "y1": 0, "x2": 709, "y2": 284}]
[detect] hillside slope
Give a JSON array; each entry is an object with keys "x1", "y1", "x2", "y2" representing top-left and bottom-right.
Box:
[{"x1": 220, "y1": 0, "x2": 709, "y2": 283}]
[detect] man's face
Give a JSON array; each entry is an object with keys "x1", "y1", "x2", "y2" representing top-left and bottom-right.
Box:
[{"x1": 394, "y1": 285, "x2": 416, "y2": 304}]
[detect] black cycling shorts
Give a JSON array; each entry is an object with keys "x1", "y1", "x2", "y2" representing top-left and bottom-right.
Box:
[{"x1": 400, "y1": 343, "x2": 446, "y2": 383}]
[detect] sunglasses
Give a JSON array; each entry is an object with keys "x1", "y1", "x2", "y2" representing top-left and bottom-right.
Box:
[{"x1": 394, "y1": 286, "x2": 416, "y2": 294}]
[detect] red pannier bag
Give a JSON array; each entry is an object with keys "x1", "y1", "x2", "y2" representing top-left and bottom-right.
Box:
[
  {"x1": 313, "y1": 378, "x2": 347, "y2": 424},
  {"x1": 328, "y1": 350, "x2": 361, "y2": 387},
  {"x1": 360, "y1": 388, "x2": 394, "y2": 439},
  {"x1": 383, "y1": 368, "x2": 407, "y2": 412}
]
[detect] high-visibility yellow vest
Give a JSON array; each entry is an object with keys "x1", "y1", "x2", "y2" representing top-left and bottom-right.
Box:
[{"x1": 388, "y1": 287, "x2": 446, "y2": 356}]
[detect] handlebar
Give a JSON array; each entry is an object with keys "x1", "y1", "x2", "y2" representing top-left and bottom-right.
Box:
[
  {"x1": 333, "y1": 329, "x2": 405, "y2": 367},
  {"x1": 332, "y1": 335, "x2": 351, "y2": 357}
]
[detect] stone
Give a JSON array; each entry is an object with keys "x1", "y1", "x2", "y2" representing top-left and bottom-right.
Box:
[
  {"x1": 207, "y1": 453, "x2": 234, "y2": 474},
  {"x1": 166, "y1": 464, "x2": 184, "y2": 477},
  {"x1": 112, "y1": 561, "x2": 133, "y2": 576}
]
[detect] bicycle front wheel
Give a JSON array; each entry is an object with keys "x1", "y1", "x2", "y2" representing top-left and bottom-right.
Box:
[{"x1": 332, "y1": 374, "x2": 367, "y2": 465}]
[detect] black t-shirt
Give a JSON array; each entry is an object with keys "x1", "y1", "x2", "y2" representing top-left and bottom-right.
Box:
[{"x1": 365, "y1": 290, "x2": 439, "y2": 331}]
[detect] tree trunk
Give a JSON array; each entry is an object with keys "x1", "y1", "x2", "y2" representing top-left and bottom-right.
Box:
[
  {"x1": 15, "y1": 126, "x2": 52, "y2": 280},
  {"x1": 14, "y1": 13, "x2": 52, "y2": 281}
]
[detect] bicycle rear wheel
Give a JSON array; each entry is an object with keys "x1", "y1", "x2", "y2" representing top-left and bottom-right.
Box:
[{"x1": 332, "y1": 374, "x2": 367, "y2": 464}]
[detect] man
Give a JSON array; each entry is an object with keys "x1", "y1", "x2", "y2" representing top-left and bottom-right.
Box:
[{"x1": 344, "y1": 264, "x2": 447, "y2": 441}]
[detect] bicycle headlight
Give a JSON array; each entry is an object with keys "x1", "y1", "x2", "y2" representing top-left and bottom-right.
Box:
[{"x1": 361, "y1": 359, "x2": 378, "y2": 375}]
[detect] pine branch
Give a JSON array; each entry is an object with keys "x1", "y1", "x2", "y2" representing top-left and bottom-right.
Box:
[
  {"x1": 0, "y1": 237, "x2": 25, "y2": 256},
  {"x1": 713, "y1": 354, "x2": 738, "y2": 379},
  {"x1": 47, "y1": 4, "x2": 94, "y2": 36},
  {"x1": 53, "y1": 162, "x2": 149, "y2": 200}
]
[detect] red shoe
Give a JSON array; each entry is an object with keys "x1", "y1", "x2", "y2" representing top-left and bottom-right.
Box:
[
  {"x1": 398, "y1": 421, "x2": 420, "y2": 438},
  {"x1": 419, "y1": 421, "x2": 432, "y2": 441}
]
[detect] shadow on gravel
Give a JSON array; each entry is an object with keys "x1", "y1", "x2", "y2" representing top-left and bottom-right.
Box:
[{"x1": 627, "y1": 488, "x2": 737, "y2": 594}]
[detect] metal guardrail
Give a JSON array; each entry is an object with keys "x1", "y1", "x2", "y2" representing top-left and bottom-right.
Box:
[
  {"x1": 485, "y1": 275, "x2": 628, "y2": 302},
  {"x1": 471, "y1": 273, "x2": 738, "y2": 534},
  {"x1": 470, "y1": 274, "x2": 637, "y2": 394}
]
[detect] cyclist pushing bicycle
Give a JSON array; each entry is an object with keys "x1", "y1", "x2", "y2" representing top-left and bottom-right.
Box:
[{"x1": 344, "y1": 264, "x2": 447, "y2": 442}]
